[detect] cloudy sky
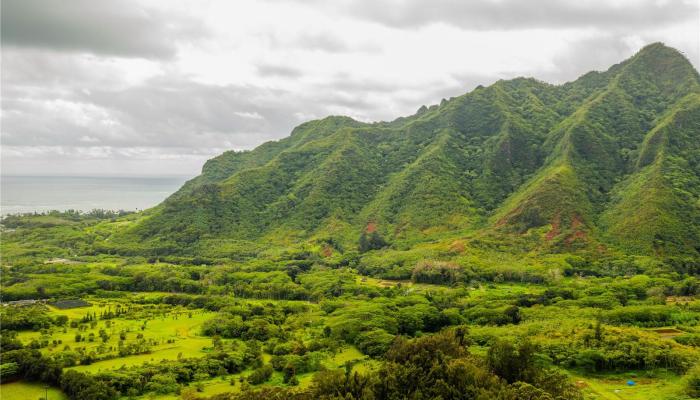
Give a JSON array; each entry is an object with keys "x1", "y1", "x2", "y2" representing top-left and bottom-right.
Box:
[{"x1": 2, "y1": 0, "x2": 698, "y2": 177}]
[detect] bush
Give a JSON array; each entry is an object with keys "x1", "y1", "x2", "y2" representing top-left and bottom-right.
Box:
[
  {"x1": 355, "y1": 329, "x2": 395, "y2": 357},
  {"x1": 685, "y1": 364, "x2": 700, "y2": 398},
  {"x1": 247, "y1": 365, "x2": 273, "y2": 385},
  {"x1": 411, "y1": 260, "x2": 462, "y2": 285}
]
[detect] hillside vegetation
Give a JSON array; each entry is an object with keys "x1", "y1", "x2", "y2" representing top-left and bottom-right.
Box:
[{"x1": 97, "y1": 43, "x2": 700, "y2": 260}]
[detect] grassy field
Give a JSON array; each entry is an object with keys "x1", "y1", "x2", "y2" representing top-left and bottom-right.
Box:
[
  {"x1": 128, "y1": 345, "x2": 373, "y2": 399},
  {"x1": 16, "y1": 297, "x2": 216, "y2": 373},
  {"x1": 70, "y1": 336, "x2": 213, "y2": 373},
  {"x1": 0, "y1": 381, "x2": 68, "y2": 400},
  {"x1": 573, "y1": 371, "x2": 691, "y2": 400},
  {"x1": 323, "y1": 346, "x2": 366, "y2": 368},
  {"x1": 6, "y1": 295, "x2": 382, "y2": 399}
]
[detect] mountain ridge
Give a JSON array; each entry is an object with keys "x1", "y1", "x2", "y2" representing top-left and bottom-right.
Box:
[{"x1": 117, "y1": 42, "x2": 700, "y2": 258}]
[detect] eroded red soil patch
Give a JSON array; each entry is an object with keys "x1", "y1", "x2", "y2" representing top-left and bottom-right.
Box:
[
  {"x1": 650, "y1": 328, "x2": 683, "y2": 338},
  {"x1": 365, "y1": 221, "x2": 377, "y2": 233},
  {"x1": 545, "y1": 214, "x2": 561, "y2": 241},
  {"x1": 321, "y1": 245, "x2": 333, "y2": 257},
  {"x1": 565, "y1": 214, "x2": 587, "y2": 244}
]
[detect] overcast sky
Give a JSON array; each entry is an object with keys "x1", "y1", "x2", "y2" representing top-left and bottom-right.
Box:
[{"x1": 2, "y1": 0, "x2": 698, "y2": 177}]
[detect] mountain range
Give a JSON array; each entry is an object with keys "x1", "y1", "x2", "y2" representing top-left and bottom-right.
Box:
[{"x1": 117, "y1": 43, "x2": 700, "y2": 259}]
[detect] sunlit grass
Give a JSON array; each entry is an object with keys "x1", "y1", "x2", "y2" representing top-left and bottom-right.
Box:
[
  {"x1": 16, "y1": 298, "x2": 216, "y2": 373},
  {"x1": 0, "y1": 381, "x2": 67, "y2": 400},
  {"x1": 571, "y1": 370, "x2": 691, "y2": 400}
]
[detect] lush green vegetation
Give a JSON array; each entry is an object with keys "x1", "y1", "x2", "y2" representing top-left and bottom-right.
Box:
[
  {"x1": 2, "y1": 237, "x2": 699, "y2": 399},
  {"x1": 92, "y1": 43, "x2": 699, "y2": 260},
  {"x1": 1, "y1": 43, "x2": 699, "y2": 400}
]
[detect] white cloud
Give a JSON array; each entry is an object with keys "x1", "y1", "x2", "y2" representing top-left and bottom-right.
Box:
[{"x1": 1, "y1": 0, "x2": 698, "y2": 176}]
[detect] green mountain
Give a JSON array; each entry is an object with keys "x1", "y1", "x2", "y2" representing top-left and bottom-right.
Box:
[{"x1": 123, "y1": 43, "x2": 700, "y2": 257}]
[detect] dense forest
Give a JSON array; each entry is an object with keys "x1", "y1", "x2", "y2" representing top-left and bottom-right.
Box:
[{"x1": 1, "y1": 43, "x2": 700, "y2": 399}]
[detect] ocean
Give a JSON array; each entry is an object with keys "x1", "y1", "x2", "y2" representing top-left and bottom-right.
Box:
[{"x1": 0, "y1": 175, "x2": 190, "y2": 215}]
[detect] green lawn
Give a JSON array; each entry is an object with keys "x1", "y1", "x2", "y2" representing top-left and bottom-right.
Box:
[
  {"x1": 323, "y1": 346, "x2": 366, "y2": 368},
  {"x1": 572, "y1": 371, "x2": 691, "y2": 400},
  {"x1": 0, "y1": 381, "x2": 67, "y2": 400},
  {"x1": 69, "y1": 337, "x2": 212, "y2": 373},
  {"x1": 16, "y1": 298, "x2": 216, "y2": 373}
]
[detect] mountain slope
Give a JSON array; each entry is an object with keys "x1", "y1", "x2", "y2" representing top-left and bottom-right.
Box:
[
  {"x1": 600, "y1": 94, "x2": 700, "y2": 255},
  {"x1": 120, "y1": 43, "x2": 700, "y2": 258},
  {"x1": 492, "y1": 43, "x2": 700, "y2": 249}
]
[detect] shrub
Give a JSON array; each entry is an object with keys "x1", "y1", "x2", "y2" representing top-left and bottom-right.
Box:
[
  {"x1": 247, "y1": 365, "x2": 273, "y2": 385},
  {"x1": 411, "y1": 260, "x2": 462, "y2": 285}
]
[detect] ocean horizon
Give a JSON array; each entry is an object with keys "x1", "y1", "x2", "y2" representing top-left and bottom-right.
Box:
[{"x1": 0, "y1": 175, "x2": 190, "y2": 215}]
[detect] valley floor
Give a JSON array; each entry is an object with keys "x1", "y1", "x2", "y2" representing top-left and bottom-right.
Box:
[{"x1": 1, "y1": 213, "x2": 699, "y2": 399}]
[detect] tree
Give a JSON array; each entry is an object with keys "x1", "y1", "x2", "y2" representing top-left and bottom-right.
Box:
[
  {"x1": 3, "y1": 349, "x2": 62, "y2": 385},
  {"x1": 247, "y1": 365, "x2": 273, "y2": 385},
  {"x1": 685, "y1": 364, "x2": 700, "y2": 398},
  {"x1": 212, "y1": 335, "x2": 223, "y2": 350},
  {"x1": 504, "y1": 306, "x2": 521, "y2": 324},
  {"x1": 60, "y1": 370, "x2": 117, "y2": 400},
  {"x1": 0, "y1": 362, "x2": 19, "y2": 379},
  {"x1": 358, "y1": 232, "x2": 370, "y2": 252},
  {"x1": 594, "y1": 319, "x2": 603, "y2": 342},
  {"x1": 283, "y1": 363, "x2": 296, "y2": 384},
  {"x1": 358, "y1": 231, "x2": 388, "y2": 252},
  {"x1": 455, "y1": 325, "x2": 469, "y2": 346},
  {"x1": 368, "y1": 232, "x2": 387, "y2": 250},
  {"x1": 487, "y1": 339, "x2": 536, "y2": 383}
]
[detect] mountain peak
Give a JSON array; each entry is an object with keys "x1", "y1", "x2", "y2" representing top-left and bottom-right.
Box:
[
  {"x1": 630, "y1": 42, "x2": 697, "y2": 74},
  {"x1": 638, "y1": 42, "x2": 674, "y2": 54},
  {"x1": 612, "y1": 42, "x2": 700, "y2": 102}
]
